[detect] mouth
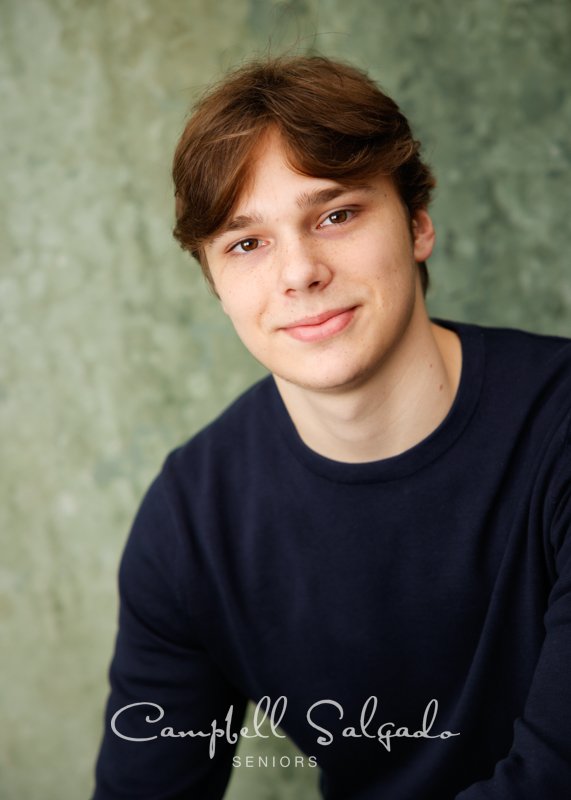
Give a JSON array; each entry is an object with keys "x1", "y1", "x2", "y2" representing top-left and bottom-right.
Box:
[{"x1": 280, "y1": 306, "x2": 357, "y2": 343}]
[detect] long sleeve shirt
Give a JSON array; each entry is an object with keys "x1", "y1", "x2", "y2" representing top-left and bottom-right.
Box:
[{"x1": 93, "y1": 319, "x2": 571, "y2": 799}]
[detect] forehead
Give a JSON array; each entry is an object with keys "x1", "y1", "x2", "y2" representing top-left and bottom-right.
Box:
[
  {"x1": 234, "y1": 131, "x2": 302, "y2": 205},
  {"x1": 203, "y1": 129, "x2": 402, "y2": 253},
  {"x1": 230, "y1": 131, "x2": 381, "y2": 216}
]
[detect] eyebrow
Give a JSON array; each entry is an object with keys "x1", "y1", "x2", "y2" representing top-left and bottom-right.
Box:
[
  {"x1": 295, "y1": 184, "x2": 374, "y2": 210},
  {"x1": 212, "y1": 183, "x2": 375, "y2": 241},
  {"x1": 218, "y1": 213, "x2": 264, "y2": 236}
]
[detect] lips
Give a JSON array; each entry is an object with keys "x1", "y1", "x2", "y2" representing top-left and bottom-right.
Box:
[{"x1": 281, "y1": 306, "x2": 357, "y2": 343}]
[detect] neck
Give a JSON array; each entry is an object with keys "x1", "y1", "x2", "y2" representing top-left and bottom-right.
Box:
[{"x1": 274, "y1": 312, "x2": 462, "y2": 464}]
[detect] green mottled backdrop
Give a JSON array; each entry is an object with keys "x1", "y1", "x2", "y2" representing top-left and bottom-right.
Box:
[{"x1": 1, "y1": 1, "x2": 569, "y2": 798}]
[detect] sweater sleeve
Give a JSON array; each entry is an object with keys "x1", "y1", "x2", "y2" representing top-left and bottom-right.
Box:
[
  {"x1": 456, "y1": 420, "x2": 571, "y2": 799},
  {"x1": 91, "y1": 472, "x2": 248, "y2": 799}
]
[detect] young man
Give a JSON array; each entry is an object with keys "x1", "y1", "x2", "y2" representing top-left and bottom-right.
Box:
[{"x1": 93, "y1": 56, "x2": 571, "y2": 798}]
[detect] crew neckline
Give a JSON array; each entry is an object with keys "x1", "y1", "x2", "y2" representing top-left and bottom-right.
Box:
[{"x1": 267, "y1": 318, "x2": 485, "y2": 484}]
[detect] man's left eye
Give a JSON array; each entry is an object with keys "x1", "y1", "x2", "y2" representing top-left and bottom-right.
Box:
[{"x1": 322, "y1": 209, "x2": 352, "y2": 226}]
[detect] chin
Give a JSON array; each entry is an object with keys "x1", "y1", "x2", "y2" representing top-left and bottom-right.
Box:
[{"x1": 275, "y1": 362, "x2": 372, "y2": 394}]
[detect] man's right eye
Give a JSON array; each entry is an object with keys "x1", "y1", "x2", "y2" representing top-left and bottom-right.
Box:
[{"x1": 230, "y1": 238, "x2": 259, "y2": 254}]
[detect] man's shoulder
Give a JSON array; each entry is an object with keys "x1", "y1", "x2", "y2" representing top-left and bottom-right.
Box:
[
  {"x1": 449, "y1": 320, "x2": 571, "y2": 444},
  {"x1": 161, "y1": 374, "x2": 276, "y2": 486},
  {"x1": 197, "y1": 374, "x2": 274, "y2": 436},
  {"x1": 442, "y1": 317, "x2": 571, "y2": 378},
  {"x1": 441, "y1": 316, "x2": 570, "y2": 351},
  {"x1": 474, "y1": 319, "x2": 569, "y2": 351}
]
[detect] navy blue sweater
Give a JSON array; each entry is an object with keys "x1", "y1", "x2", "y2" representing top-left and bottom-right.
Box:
[{"x1": 93, "y1": 319, "x2": 571, "y2": 799}]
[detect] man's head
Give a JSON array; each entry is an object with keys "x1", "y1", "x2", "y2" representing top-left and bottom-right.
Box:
[{"x1": 172, "y1": 55, "x2": 436, "y2": 295}]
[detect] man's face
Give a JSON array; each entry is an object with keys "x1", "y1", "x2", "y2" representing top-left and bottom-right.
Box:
[{"x1": 204, "y1": 133, "x2": 435, "y2": 395}]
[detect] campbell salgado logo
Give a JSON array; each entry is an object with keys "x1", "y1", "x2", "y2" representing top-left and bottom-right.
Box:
[
  {"x1": 306, "y1": 697, "x2": 460, "y2": 751},
  {"x1": 111, "y1": 696, "x2": 460, "y2": 758}
]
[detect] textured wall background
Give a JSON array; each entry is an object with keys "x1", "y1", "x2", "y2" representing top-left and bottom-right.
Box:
[{"x1": 1, "y1": 1, "x2": 570, "y2": 798}]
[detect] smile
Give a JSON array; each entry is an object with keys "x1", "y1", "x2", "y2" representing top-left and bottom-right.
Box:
[{"x1": 281, "y1": 307, "x2": 357, "y2": 343}]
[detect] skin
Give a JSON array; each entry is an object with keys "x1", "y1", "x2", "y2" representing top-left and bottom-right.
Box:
[{"x1": 204, "y1": 132, "x2": 462, "y2": 463}]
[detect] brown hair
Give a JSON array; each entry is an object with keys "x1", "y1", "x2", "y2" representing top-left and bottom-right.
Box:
[{"x1": 173, "y1": 55, "x2": 436, "y2": 294}]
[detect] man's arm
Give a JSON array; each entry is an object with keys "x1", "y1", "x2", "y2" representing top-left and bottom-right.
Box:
[
  {"x1": 92, "y1": 473, "x2": 247, "y2": 799},
  {"x1": 456, "y1": 423, "x2": 571, "y2": 798}
]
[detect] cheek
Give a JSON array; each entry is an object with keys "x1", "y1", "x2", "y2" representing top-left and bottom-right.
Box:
[
  {"x1": 219, "y1": 284, "x2": 265, "y2": 330},
  {"x1": 364, "y1": 243, "x2": 415, "y2": 288}
]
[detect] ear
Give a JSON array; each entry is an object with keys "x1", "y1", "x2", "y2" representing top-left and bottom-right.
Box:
[{"x1": 411, "y1": 209, "x2": 435, "y2": 263}]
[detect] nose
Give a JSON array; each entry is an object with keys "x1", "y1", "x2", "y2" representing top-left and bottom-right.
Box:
[{"x1": 277, "y1": 235, "x2": 333, "y2": 295}]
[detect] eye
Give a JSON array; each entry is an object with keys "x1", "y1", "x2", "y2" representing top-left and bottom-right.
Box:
[
  {"x1": 230, "y1": 238, "x2": 260, "y2": 254},
  {"x1": 320, "y1": 209, "x2": 353, "y2": 227}
]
